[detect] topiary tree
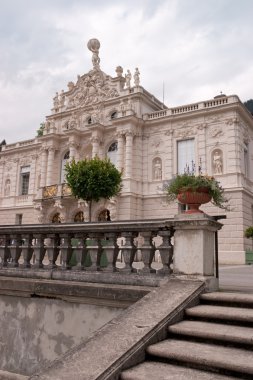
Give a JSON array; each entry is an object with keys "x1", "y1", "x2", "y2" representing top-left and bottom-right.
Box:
[{"x1": 65, "y1": 156, "x2": 122, "y2": 222}]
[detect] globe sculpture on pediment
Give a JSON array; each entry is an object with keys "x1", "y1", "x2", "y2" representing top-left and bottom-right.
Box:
[{"x1": 87, "y1": 38, "x2": 101, "y2": 69}]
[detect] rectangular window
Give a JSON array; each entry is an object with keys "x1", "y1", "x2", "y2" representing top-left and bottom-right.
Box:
[
  {"x1": 20, "y1": 166, "x2": 30, "y2": 195},
  {"x1": 177, "y1": 139, "x2": 195, "y2": 174}
]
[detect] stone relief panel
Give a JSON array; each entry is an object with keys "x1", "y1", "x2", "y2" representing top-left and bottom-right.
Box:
[
  {"x1": 208, "y1": 125, "x2": 224, "y2": 139},
  {"x1": 174, "y1": 127, "x2": 197, "y2": 138},
  {"x1": 212, "y1": 149, "x2": 223, "y2": 175},
  {"x1": 153, "y1": 158, "x2": 162, "y2": 181}
]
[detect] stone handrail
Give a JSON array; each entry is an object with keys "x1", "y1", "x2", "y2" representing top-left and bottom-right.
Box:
[{"x1": 0, "y1": 219, "x2": 174, "y2": 276}]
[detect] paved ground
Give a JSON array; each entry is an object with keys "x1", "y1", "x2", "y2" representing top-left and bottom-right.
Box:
[{"x1": 219, "y1": 265, "x2": 253, "y2": 293}]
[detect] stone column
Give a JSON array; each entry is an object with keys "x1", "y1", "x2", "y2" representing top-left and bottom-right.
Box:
[
  {"x1": 125, "y1": 131, "x2": 133, "y2": 177},
  {"x1": 91, "y1": 137, "x2": 100, "y2": 158},
  {"x1": 69, "y1": 142, "x2": 77, "y2": 161},
  {"x1": 172, "y1": 214, "x2": 222, "y2": 290},
  {"x1": 117, "y1": 132, "x2": 124, "y2": 172},
  {"x1": 46, "y1": 147, "x2": 55, "y2": 186}
]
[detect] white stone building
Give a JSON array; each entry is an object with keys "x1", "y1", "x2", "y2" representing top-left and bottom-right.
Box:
[{"x1": 1, "y1": 38, "x2": 253, "y2": 265}]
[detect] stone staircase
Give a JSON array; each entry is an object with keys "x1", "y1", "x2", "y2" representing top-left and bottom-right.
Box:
[{"x1": 121, "y1": 292, "x2": 253, "y2": 380}]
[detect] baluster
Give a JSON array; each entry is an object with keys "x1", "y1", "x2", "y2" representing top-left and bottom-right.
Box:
[
  {"x1": 59, "y1": 234, "x2": 72, "y2": 270},
  {"x1": 46, "y1": 234, "x2": 60, "y2": 269},
  {"x1": 120, "y1": 232, "x2": 135, "y2": 273},
  {"x1": 8, "y1": 234, "x2": 22, "y2": 267},
  {"x1": 0, "y1": 235, "x2": 10, "y2": 267},
  {"x1": 139, "y1": 231, "x2": 154, "y2": 274},
  {"x1": 87, "y1": 234, "x2": 101, "y2": 271},
  {"x1": 149, "y1": 232, "x2": 157, "y2": 273},
  {"x1": 157, "y1": 229, "x2": 174, "y2": 274},
  {"x1": 101, "y1": 233, "x2": 117, "y2": 272},
  {"x1": 72, "y1": 235, "x2": 87, "y2": 270},
  {"x1": 33, "y1": 234, "x2": 46, "y2": 269},
  {"x1": 22, "y1": 234, "x2": 33, "y2": 268}
]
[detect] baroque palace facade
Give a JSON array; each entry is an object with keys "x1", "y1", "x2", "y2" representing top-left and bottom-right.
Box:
[{"x1": 1, "y1": 39, "x2": 253, "y2": 264}]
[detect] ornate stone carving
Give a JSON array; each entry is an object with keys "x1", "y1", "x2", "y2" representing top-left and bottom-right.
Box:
[
  {"x1": 208, "y1": 126, "x2": 224, "y2": 138},
  {"x1": 43, "y1": 185, "x2": 58, "y2": 198},
  {"x1": 212, "y1": 149, "x2": 223, "y2": 175},
  {"x1": 206, "y1": 115, "x2": 221, "y2": 123},
  {"x1": 165, "y1": 129, "x2": 173, "y2": 136},
  {"x1": 67, "y1": 70, "x2": 119, "y2": 109},
  {"x1": 62, "y1": 183, "x2": 72, "y2": 196},
  {"x1": 174, "y1": 127, "x2": 196, "y2": 138},
  {"x1": 151, "y1": 139, "x2": 162, "y2": 149},
  {"x1": 54, "y1": 199, "x2": 65, "y2": 210}
]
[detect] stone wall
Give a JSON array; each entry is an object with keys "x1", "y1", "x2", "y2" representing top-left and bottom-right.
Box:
[{"x1": 0, "y1": 295, "x2": 123, "y2": 376}]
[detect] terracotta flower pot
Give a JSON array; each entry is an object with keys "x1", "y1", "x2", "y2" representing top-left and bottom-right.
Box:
[{"x1": 177, "y1": 187, "x2": 211, "y2": 214}]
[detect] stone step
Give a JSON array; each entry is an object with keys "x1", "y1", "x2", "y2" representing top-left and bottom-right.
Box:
[
  {"x1": 185, "y1": 304, "x2": 253, "y2": 323},
  {"x1": 201, "y1": 292, "x2": 253, "y2": 307},
  {"x1": 0, "y1": 370, "x2": 29, "y2": 380},
  {"x1": 146, "y1": 339, "x2": 253, "y2": 375},
  {"x1": 168, "y1": 320, "x2": 253, "y2": 345},
  {"x1": 120, "y1": 361, "x2": 238, "y2": 380}
]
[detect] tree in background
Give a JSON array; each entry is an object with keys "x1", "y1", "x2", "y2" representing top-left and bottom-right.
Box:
[
  {"x1": 65, "y1": 157, "x2": 122, "y2": 222},
  {"x1": 244, "y1": 99, "x2": 253, "y2": 115},
  {"x1": 37, "y1": 123, "x2": 45, "y2": 137}
]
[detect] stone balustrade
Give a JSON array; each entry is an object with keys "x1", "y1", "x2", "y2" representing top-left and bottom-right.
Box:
[
  {"x1": 145, "y1": 95, "x2": 239, "y2": 120},
  {"x1": 0, "y1": 220, "x2": 174, "y2": 275},
  {"x1": 0, "y1": 215, "x2": 222, "y2": 290}
]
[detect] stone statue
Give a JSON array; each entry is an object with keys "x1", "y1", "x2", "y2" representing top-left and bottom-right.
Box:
[
  {"x1": 115, "y1": 66, "x2": 123, "y2": 77},
  {"x1": 213, "y1": 150, "x2": 223, "y2": 174},
  {"x1": 154, "y1": 159, "x2": 162, "y2": 180},
  {"x1": 134, "y1": 67, "x2": 140, "y2": 86},
  {"x1": 53, "y1": 92, "x2": 59, "y2": 109},
  {"x1": 87, "y1": 38, "x2": 101, "y2": 69},
  {"x1": 59, "y1": 90, "x2": 65, "y2": 107},
  {"x1": 125, "y1": 70, "x2": 132, "y2": 89},
  {"x1": 4, "y1": 179, "x2": 10, "y2": 196}
]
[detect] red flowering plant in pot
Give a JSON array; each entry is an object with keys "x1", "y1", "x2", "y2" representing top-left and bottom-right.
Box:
[{"x1": 165, "y1": 168, "x2": 229, "y2": 214}]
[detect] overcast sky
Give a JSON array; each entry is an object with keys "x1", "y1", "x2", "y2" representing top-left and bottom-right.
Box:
[{"x1": 1, "y1": 0, "x2": 252, "y2": 144}]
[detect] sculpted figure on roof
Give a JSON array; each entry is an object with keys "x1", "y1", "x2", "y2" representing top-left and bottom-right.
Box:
[{"x1": 65, "y1": 39, "x2": 119, "y2": 109}]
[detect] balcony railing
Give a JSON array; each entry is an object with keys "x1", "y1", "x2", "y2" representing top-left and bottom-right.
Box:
[
  {"x1": 0, "y1": 220, "x2": 174, "y2": 276},
  {"x1": 42, "y1": 184, "x2": 72, "y2": 199}
]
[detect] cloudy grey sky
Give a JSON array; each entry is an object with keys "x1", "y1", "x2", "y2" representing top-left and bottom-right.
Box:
[{"x1": 1, "y1": 0, "x2": 252, "y2": 143}]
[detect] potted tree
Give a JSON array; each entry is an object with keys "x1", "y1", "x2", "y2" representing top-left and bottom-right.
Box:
[
  {"x1": 165, "y1": 173, "x2": 229, "y2": 214},
  {"x1": 65, "y1": 157, "x2": 122, "y2": 269},
  {"x1": 65, "y1": 156, "x2": 122, "y2": 222}
]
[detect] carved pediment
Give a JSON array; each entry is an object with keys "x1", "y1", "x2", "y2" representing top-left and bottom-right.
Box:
[{"x1": 66, "y1": 68, "x2": 119, "y2": 109}]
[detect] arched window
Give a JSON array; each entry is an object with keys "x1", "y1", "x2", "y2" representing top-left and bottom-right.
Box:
[
  {"x1": 52, "y1": 213, "x2": 61, "y2": 223},
  {"x1": 74, "y1": 211, "x2": 84, "y2": 222},
  {"x1": 107, "y1": 142, "x2": 118, "y2": 167},
  {"x1": 87, "y1": 116, "x2": 92, "y2": 125},
  {"x1": 60, "y1": 151, "x2": 70, "y2": 183},
  {"x1": 98, "y1": 209, "x2": 111, "y2": 222}
]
